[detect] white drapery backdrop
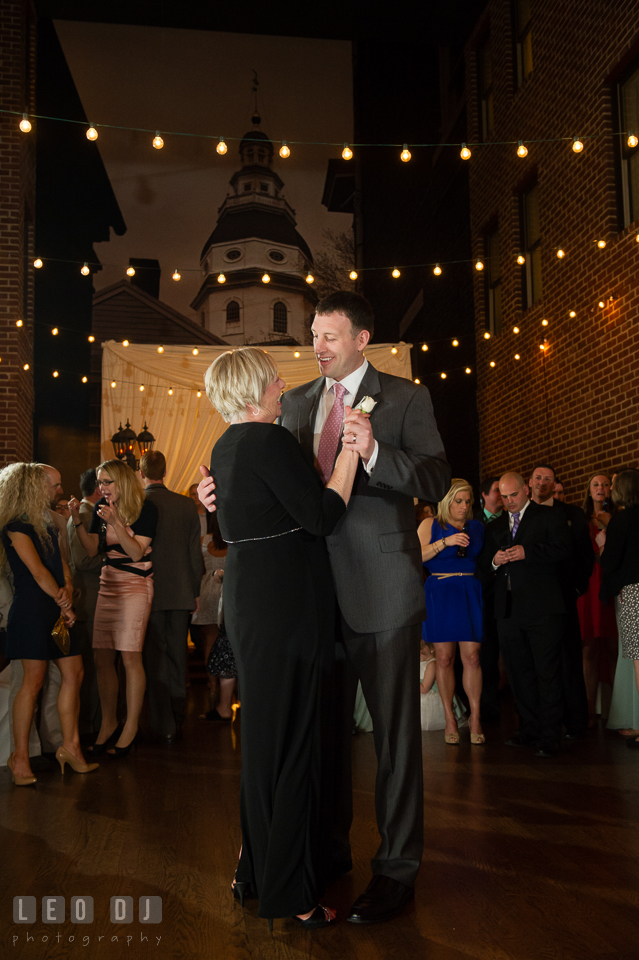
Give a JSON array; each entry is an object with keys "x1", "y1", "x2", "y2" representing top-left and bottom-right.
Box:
[{"x1": 100, "y1": 341, "x2": 413, "y2": 492}]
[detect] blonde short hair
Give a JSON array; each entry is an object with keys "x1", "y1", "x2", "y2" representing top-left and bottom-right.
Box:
[
  {"x1": 96, "y1": 459, "x2": 144, "y2": 527},
  {"x1": 436, "y1": 478, "x2": 474, "y2": 527},
  {"x1": 204, "y1": 347, "x2": 278, "y2": 422}
]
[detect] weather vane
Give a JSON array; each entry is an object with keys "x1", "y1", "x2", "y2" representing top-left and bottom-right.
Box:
[{"x1": 251, "y1": 70, "x2": 261, "y2": 126}]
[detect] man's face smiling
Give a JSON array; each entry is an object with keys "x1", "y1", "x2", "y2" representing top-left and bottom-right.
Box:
[{"x1": 311, "y1": 311, "x2": 369, "y2": 382}]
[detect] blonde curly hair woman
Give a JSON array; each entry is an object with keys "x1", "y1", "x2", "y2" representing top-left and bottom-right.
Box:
[
  {"x1": 69, "y1": 459, "x2": 158, "y2": 758},
  {"x1": 0, "y1": 463, "x2": 98, "y2": 784}
]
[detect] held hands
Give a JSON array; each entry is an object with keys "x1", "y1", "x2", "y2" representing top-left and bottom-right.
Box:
[
  {"x1": 56, "y1": 583, "x2": 75, "y2": 624},
  {"x1": 341, "y1": 406, "x2": 375, "y2": 461},
  {"x1": 198, "y1": 465, "x2": 217, "y2": 513}
]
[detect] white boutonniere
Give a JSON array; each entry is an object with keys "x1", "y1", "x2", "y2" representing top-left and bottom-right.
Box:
[{"x1": 354, "y1": 396, "x2": 377, "y2": 415}]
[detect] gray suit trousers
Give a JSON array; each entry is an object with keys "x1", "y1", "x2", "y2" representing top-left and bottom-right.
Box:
[
  {"x1": 144, "y1": 610, "x2": 190, "y2": 737},
  {"x1": 333, "y1": 620, "x2": 424, "y2": 886}
]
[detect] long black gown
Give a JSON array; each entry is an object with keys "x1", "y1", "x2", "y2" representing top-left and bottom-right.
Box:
[{"x1": 209, "y1": 421, "x2": 346, "y2": 919}]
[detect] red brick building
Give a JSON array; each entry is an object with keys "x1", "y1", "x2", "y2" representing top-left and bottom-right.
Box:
[
  {"x1": 0, "y1": 0, "x2": 36, "y2": 463},
  {"x1": 466, "y1": 0, "x2": 639, "y2": 500}
]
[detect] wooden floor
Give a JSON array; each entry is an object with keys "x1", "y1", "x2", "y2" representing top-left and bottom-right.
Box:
[{"x1": 2, "y1": 686, "x2": 639, "y2": 960}]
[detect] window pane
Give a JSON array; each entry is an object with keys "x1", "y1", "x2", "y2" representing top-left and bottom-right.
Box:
[
  {"x1": 273, "y1": 302, "x2": 287, "y2": 334},
  {"x1": 226, "y1": 301, "x2": 240, "y2": 322}
]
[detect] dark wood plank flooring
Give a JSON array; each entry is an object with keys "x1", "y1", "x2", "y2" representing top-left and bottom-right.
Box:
[{"x1": 2, "y1": 687, "x2": 639, "y2": 960}]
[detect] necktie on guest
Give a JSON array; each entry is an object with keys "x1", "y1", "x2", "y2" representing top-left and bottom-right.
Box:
[
  {"x1": 317, "y1": 382, "x2": 346, "y2": 484},
  {"x1": 511, "y1": 511, "x2": 521, "y2": 538}
]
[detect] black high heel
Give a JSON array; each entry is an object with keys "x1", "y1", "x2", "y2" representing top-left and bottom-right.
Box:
[
  {"x1": 292, "y1": 906, "x2": 335, "y2": 929},
  {"x1": 87, "y1": 726, "x2": 121, "y2": 756},
  {"x1": 231, "y1": 870, "x2": 253, "y2": 907},
  {"x1": 107, "y1": 733, "x2": 138, "y2": 758}
]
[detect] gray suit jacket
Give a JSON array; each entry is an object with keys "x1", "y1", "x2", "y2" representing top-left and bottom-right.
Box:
[
  {"x1": 144, "y1": 484, "x2": 203, "y2": 612},
  {"x1": 67, "y1": 500, "x2": 103, "y2": 621},
  {"x1": 280, "y1": 362, "x2": 450, "y2": 633}
]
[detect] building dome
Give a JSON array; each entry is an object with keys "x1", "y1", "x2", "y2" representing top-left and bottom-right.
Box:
[
  {"x1": 200, "y1": 209, "x2": 312, "y2": 263},
  {"x1": 238, "y1": 129, "x2": 274, "y2": 166}
]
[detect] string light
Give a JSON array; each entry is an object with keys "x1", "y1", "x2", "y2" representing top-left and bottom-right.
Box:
[
  {"x1": 572, "y1": 136, "x2": 584, "y2": 153},
  {"x1": 305, "y1": 273, "x2": 314, "y2": 284},
  {"x1": 262, "y1": 273, "x2": 270, "y2": 283},
  {"x1": 460, "y1": 143, "x2": 471, "y2": 160},
  {"x1": 513, "y1": 326, "x2": 520, "y2": 333},
  {"x1": 392, "y1": 268, "x2": 401, "y2": 278},
  {"x1": 636, "y1": 232, "x2": 639, "y2": 242},
  {"x1": 342, "y1": 144, "x2": 353, "y2": 160},
  {"x1": 216, "y1": 137, "x2": 227, "y2": 155},
  {"x1": 628, "y1": 133, "x2": 638, "y2": 148},
  {"x1": 452, "y1": 339, "x2": 459, "y2": 346},
  {"x1": 475, "y1": 260, "x2": 484, "y2": 271},
  {"x1": 217, "y1": 273, "x2": 226, "y2": 283},
  {"x1": 53, "y1": 370, "x2": 59, "y2": 378},
  {"x1": 556, "y1": 248, "x2": 566, "y2": 258},
  {"x1": 440, "y1": 372, "x2": 447, "y2": 379},
  {"x1": 390, "y1": 347, "x2": 398, "y2": 356},
  {"x1": 433, "y1": 264, "x2": 442, "y2": 276},
  {"x1": 414, "y1": 378, "x2": 420, "y2": 384},
  {"x1": 168, "y1": 387, "x2": 173, "y2": 395},
  {"x1": 139, "y1": 384, "x2": 145, "y2": 391},
  {"x1": 294, "y1": 351, "x2": 301, "y2": 358},
  {"x1": 489, "y1": 361, "x2": 496, "y2": 367},
  {"x1": 596, "y1": 239, "x2": 606, "y2": 249},
  {"x1": 126, "y1": 266, "x2": 135, "y2": 276},
  {"x1": 81, "y1": 262, "x2": 90, "y2": 275},
  {"x1": 465, "y1": 367, "x2": 472, "y2": 374},
  {"x1": 541, "y1": 319, "x2": 548, "y2": 326},
  {"x1": 517, "y1": 141, "x2": 528, "y2": 158},
  {"x1": 16, "y1": 320, "x2": 23, "y2": 327},
  {"x1": 598, "y1": 300, "x2": 605, "y2": 308},
  {"x1": 81, "y1": 376, "x2": 88, "y2": 383},
  {"x1": 88, "y1": 335, "x2": 95, "y2": 342},
  {"x1": 111, "y1": 380, "x2": 116, "y2": 387},
  {"x1": 33, "y1": 258, "x2": 43, "y2": 269},
  {"x1": 122, "y1": 340, "x2": 129, "y2": 346},
  {"x1": 19, "y1": 113, "x2": 32, "y2": 133},
  {"x1": 279, "y1": 142, "x2": 290, "y2": 158},
  {"x1": 400, "y1": 144, "x2": 411, "y2": 162},
  {"x1": 516, "y1": 254, "x2": 526, "y2": 265},
  {"x1": 539, "y1": 343, "x2": 546, "y2": 350},
  {"x1": 157, "y1": 345, "x2": 164, "y2": 353},
  {"x1": 192, "y1": 348, "x2": 199, "y2": 355},
  {"x1": 51, "y1": 327, "x2": 58, "y2": 336},
  {"x1": 23, "y1": 363, "x2": 29, "y2": 371},
  {"x1": 421, "y1": 344, "x2": 428, "y2": 351},
  {"x1": 152, "y1": 131, "x2": 164, "y2": 149},
  {"x1": 349, "y1": 270, "x2": 358, "y2": 280},
  {"x1": 514, "y1": 354, "x2": 520, "y2": 360},
  {"x1": 569, "y1": 310, "x2": 576, "y2": 318},
  {"x1": 483, "y1": 332, "x2": 491, "y2": 340},
  {"x1": 86, "y1": 124, "x2": 98, "y2": 141},
  {"x1": 172, "y1": 269, "x2": 181, "y2": 281},
  {"x1": 196, "y1": 390, "x2": 202, "y2": 398}
]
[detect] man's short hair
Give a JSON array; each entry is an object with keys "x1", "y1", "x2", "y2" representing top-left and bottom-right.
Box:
[
  {"x1": 315, "y1": 291, "x2": 375, "y2": 337},
  {"x1": 80, "y1": 468, "x2": 98, "y2": 498},
  {"x1": 480, "y1": 476, "x2": 501, "y2": 498},
  {"x1": 530, "y1": 463, "x2": 556, "y2": 479},
  {"x1": 139, "y1": 450, "x2": 166, "y2": 481}
]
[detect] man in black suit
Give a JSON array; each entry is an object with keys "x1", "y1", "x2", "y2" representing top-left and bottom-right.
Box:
[
  {"x1": 479, "y1": 472, "x2": 572, "y2": 757},
  {"x1": 474, "y1": 476, "x2": 504, "y2": 721},
  {"x1": 528, "y1": 464, "x2": 593, "y2": 739}
]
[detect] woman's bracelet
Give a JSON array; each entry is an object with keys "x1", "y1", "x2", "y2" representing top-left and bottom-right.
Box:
[
  {"x1": 73, "y1": 522, "x2": 82, "y2": 528},
  {"x1": 441, "y1": 537, "x2": 447, "y2": 549}
]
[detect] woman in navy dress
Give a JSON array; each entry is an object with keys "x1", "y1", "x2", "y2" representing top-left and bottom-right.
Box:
[
  {"x1": 418, "y1": 479, "x2": 485, "y2": 744},
  {"x1": 0, "y1": 462, "x2": 98, "y2": 784}
]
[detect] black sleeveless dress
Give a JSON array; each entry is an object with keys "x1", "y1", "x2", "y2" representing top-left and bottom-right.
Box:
[{"x1": 210, "y1": 421, "x2": 346, "y2": 919}]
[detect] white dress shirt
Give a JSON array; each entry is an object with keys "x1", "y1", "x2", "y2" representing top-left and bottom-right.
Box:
[{"x1": 312, "y1": 358, "x2": 379, "y2": 473}]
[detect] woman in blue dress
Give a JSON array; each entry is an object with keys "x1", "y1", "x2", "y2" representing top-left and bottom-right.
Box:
[{"x1": 418, "y1": 479, "x2": 485, "y2": 745}]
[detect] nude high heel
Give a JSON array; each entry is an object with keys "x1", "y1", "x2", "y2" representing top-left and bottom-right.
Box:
[
  {"x1": 56, "y1": 746, "x2": 99, "y2": 775},
  {"x1": 7, "y1": 753, "x2": 37, "y2": 786}
]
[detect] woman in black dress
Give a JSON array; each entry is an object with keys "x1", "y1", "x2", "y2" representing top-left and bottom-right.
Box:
[
  {"x1": 204, "y1": 347, "x2": 361, "y2": 929},
  {"x1": 0, "y1": 462, "x2": 98, "y2": 784}
]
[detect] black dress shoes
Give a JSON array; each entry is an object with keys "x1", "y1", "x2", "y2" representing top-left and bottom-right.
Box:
[{"x1": 347, "y1": 875, "x2": 414, "y2": 924}]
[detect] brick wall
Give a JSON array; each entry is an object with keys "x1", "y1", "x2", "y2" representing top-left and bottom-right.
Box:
[
  {"x1": 0, "y1": 0, "x2": 36, "y2": 464},
  {"x1": 466, "y1": 0, "x2": 639, "y2": 502}
]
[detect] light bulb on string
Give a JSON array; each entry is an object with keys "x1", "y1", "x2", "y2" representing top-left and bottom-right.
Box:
[
  {"x1": 20, "y1": 114, "x2": 32, "y2": 133},
  {"x1": 460, "y1": 143, "x2": 471, "y2": 160},
  {"x1": 598, "y1": 300, "x2": 605, "y2": 308},
  {"x1": 391, "y1": 347, "x2": 398, "y2": 354},
  {"x1": 152, "y1": 132, "x2": 164, "y2": 149},
  {"x1": 421, "y1": 343, "x2": 428, "y2": 351},
  {"x1": 305, "y1": 273, "x2": 314, "y2": 284},
  {"x1": 81, "y1": 376, "x2": 88, "y2": 383},
  {"x1": 628, "y1": 133, "x2": 638, "y2": 148},
  {"x1": 216, "y1": 137, "x2": 227, "y2": 155},
  {"x1": 262, "y1": 273, "x2": 271, "y2": 283},
  {"x1": 217, "y1": 273, "x2": 226, "y2": 283},
  {"x1": 514, "y1": 354, "x2": 520, "y2": 360},
  {"x1": 111, "y1": 380, "x2": 116, "y2": 388},
  {"x1": 81, "y1": 262, "x2": 90, "y2": 276},
  {"x1": 517, "y1": 140, "x2": 528, "y2": 158},
  {"x1": 197, "y1": 390, "x2": 202, "y2": 398},
  {"x1": 86, "y1": 124, "x2": 98, "y2": 141},
  {"x1": 33, "y1": 258, "x2": 43, "y2": 269},
  {"x1": 168, "y1": 388, "x2": 173, "y2": 395},
  {"x1": 349, "y1": 270, "x2": 358, "y2": 280},
  {"x1": 192, "y1": 348, "x2": 199, "y2": 356},
  {"x1": 483, "y1": 332, "x2": 491, "y2": 340},
  {"x1": 139, "y1": 384, "x2": 144, "y2": 392},
  {"x1": 126, "y1": 266, "x2": 135, "y2": 276},
  {"x1": 489, "y1": 361, "x2": 496, "y2": 367},
  {"x1": 414, "y1": 378, "x2": 420, "y2": 384},
  {"x1": 88, "y1": 335, "x2": 95, "y2": 342},
  {"x1": 475, "y1": 260, "x2": 484, "y2": 271},
  {"x1": 440, "y1": 372, "x2": 447, "y2": 379},
  {"x1": 513, "y1": 326, "x2": 520, "y2": 334},
  {"x1": 636, "y1": 232, "x2": 639, "y2": 242},
  {"x1": 51, "y1": 327, "x2": 58, "y2": 336},
  {"x1": 569, "y1": 310, "x2": 576, "y2": 318},
  {"x1": 539, "y1": 342, "x2": 546, "y2": 350},
  {"x1": 541, "y1": 319, "x2": 548, "y2": 326},
  {"x1": 392, "y1": 268, "x2": 401, "y2": 278},
  {"x1": 433, "y1": 264, "x2": 442, "y2": 276},
  {"x1": 172, "y1": 269, "x2": 181, "y2": 281},
  {"x1": 53, "y1": 371, "x2": 59, "y2": 378},
  {"x1": 279, "y1": 142, "x2": 290, "y2": 158},
  {"x1": 596, "y1": 239, "x2": 606, "y2": 249},
  {"x1": 16, "y1": 320, "x2": 23, "y2": 327},
  {"x1": 400, "y1": 144, "x2": 411, "y2": 162},
  {"x1": 23, "y1": 363, "x2": 30, "y2": 371},
  {"x1": 122, "y1": 340, "x2": 129, "y2": 347},
  {"x1": 465, "y1": 367, "x2": 472, "y2": 374},
  {"x1": 452, "y1": 339, "x2": 459, "y2": 347},
  {"x1": 342, "y1": 144, "x2": 353, "y2": 160},
  {"x1": 157, "y1": 346, "x2": 164, "y2": 353},
  {"x1": 572, "y1": 136, "x2": 584, "y2": 153},
  {"x1": 556, "y1": 248, "x2": 566, "y2": 259},
  {"x1": 294, "y1": 351, "x2": 300, "y2": 358},
  {"x1": 516, "y1": 254, "x2": 526, "y2": 265}
]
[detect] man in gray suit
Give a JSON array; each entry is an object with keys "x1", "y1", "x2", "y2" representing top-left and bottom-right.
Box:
[
  {"x1": 199, "y1": 291, "x2": 450, "y2": 923},
  {"x1": 67, "y1": 468, "x2": 103, "y2": 736},
  {"x1": 140, "y1": 451, "x2": 202, "y2": 743}
]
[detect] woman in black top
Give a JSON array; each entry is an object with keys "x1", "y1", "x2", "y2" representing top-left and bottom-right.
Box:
[
  {"x1": 600, "y1": 469, "x2": 639, "y2": 748},
  {"x1": 0, "y1": 463, "x2": 98, "y2": 784},
  {"x1": 69, "y1": 460, "x2": 157, "y2": 757}
]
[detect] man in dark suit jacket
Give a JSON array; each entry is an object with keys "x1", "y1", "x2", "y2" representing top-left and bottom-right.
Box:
[
  {"x1": 479, "y1": 472, "x2": 572, "y2": 757},
  {"x1": 474, "y1": 476, "x2": 505, "y2": 722},
  {"x1": 141, "y1": 451, "x2": 202, "y2": 743},
  {"x1": 279, "y1": 292, "x2": 450, "y2": 923},
  {"x1": 528, "y1": 464, "x2": 593, "y2": 738}
]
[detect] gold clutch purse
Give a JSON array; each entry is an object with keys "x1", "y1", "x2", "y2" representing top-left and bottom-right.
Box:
[{"x1": 51, "y1": 615, "x2": 71, "y2": 656}]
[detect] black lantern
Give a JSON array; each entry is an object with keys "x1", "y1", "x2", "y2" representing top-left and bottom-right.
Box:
[
  {"x1": 111, "y1": 423, "x2": 127, "y2": 460},
  {"x1": 137, "y1": 422, "x2": 155, "y2": 456},
  {"x1": 110, "y1": 419, "x2": 154, "y2": 470}
]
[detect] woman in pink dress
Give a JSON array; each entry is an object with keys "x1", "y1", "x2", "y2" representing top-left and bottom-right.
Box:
[
  {"x1": 577, "y1": 472, "x2": 618, "y2": 725},
  {"x1": 69, "y1": 460, "x2": 157, "y2": 757}
]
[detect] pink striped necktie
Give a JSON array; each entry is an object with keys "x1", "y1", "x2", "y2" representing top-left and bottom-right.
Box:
[{"x1": 317, "y1": 382, "x2": 346, "y2": 484}]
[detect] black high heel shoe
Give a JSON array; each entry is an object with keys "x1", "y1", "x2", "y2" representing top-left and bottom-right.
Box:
[
  {"x1": 267, "y1": 906, "x2": 335, "y2": 932},
  {"x1": 87, "y1": 726, "x2": 121, "y2": 756},
  {"x1": 107, "y1": 733, "x2": 138, "y2": 758},
  {"x1": 231, "y1": 869, "x2": 253, "y2": 907}
]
